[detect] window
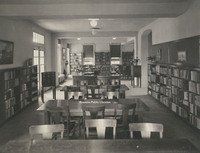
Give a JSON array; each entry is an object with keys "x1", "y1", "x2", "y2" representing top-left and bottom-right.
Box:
[
  {"x1": 110, "y1": 44, "x2": 121, "y2": 57},
  {"x1": 110, "y1": 44, "x2": 121, "y2": 65},
  {"x1": 33, "y1": 32, "x2": 44, "y2": 44},
  {"x1": 83, "y1": 44, "x2": 95, "y2": 65},
  {"x1": 33, "y1": 32, "x2": 45, "y2": 92}
]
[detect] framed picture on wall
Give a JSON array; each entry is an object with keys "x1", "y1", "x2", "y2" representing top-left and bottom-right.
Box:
[
  {"x1": 62, "y1": 48, "x2": 66, "y2": 60},
  {"x1": 0, "y1": 40, "x2": 14, "y2": 64},
  {"x1": 177, "y1": 51, "x2": 187, "y2": 62}
]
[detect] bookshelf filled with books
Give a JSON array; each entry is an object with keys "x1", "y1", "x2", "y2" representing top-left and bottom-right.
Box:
[
  {"x1": 148, "y1": 62, "x2": 200, "y2": 130},
  {"x1": 0, "y1": 65, "x2": 38, "y2": 125}
]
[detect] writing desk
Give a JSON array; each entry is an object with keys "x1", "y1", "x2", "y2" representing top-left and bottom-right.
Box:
[{"x1": 3, "y1": 139, "x2": 199, "y2": 153}]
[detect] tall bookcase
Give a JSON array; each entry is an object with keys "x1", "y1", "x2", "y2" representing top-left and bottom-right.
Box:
[
  {"x1": 70, "y1": 52, "x2": 82, "y2": 74},
  {"x1": 148, "y1": 62, "x2": 200, "y2": 130},
  {"x1": 0, "y1": 65, "x2": 38, "y2": 125},
  {"x1": 95, "y1": 52, "x2": 110, "y2": 75},
  {"x1": 121, "y1": 52, "x2": 133, "y2": 80}
]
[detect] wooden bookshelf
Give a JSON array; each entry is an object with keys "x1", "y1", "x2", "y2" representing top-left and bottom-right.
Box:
[
  {"x1": 121, "y1": 52, "x2": 133, "y2": 80},
  {"x1": 95, "y1": 52, "x2": 110, "y2": 75},
  {"x1": 70, "y1": 52, "x2": 82, "y2": 75},
  {"x1": 148, "y1": 62, "x2": 200, "y2": 130},
  {"x1": 0, "y1": 65, "x2": 38, "y2": 125}
]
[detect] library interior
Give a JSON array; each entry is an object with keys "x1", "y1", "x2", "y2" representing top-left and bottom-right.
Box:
[{"x1": 0, "y1": 0, "x2": 200, "y2": 153}]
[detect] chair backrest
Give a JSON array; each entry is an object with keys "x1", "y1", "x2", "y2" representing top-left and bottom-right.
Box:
[
  {"x1": 115, "y1": 103, "x2": 136, "y2": 126},
  {"x1": 85, "y1": 119, "x2": 116, "y2": 139},
  {"x1": 97, "y1": 76, "x2": 110, "y2": 85},
  {"x1": 82, "y1": 105, "x2": 105, "y2": 128},
  {"x1": 82, "y1": 105, "x2": 105, "y2": 119},
  {"x1": 46, "y1": 104, "x2": 70, "y2": 123},
  {"x1": 86, "y1": 85, "x2": 100, "y2": 99},
  {"x1": 29, "y1": 124, "x2": 64, "y2": 142},
  {"x1": 129, "y1": 123, "x2": 163, "y2": 139},
  {"x1": 104, "y1": 91, "x2": 119, "y2": 99},
  {"x1": 68, "y1": 91, "x2": 85, "y2": 100}
]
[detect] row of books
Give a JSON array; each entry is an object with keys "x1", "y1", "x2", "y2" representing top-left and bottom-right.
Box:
[
  {"x1": 149, "y1": 83, "x2": 160, "y2": 92},
  {"x1": 20, "y1": 91, "x2": 29, "y2": 101},
  {"x1": 160, "y1": 86, "x2": 172, "y2": 97},
  {"x1": 172, "y1": 68, "x2": 179, "y2": 77},
  {"x1": 5, "y1": 107, "x2": 15, "y2": 119},
  {"x1": 189, "y1": 114, "x2": 200, "y2": 129},
  {"x1": 150, "y1": 90, "x2": 159, "y2": 100},
  {"x1": 171, "y1": 102, "x2": 188, "y2": 119},
  {"x1": 4, "y1": 71, "x2": 17, "y2": 80},
  {"x1": 159, "y1": 76, "x2": 171, "y2": 86},
  {"x1": 159, "y1": 66, "x2": 168, "y2": 75},
  {"x1": 191, "y1": 70, "x2": 200, "y2": 82},
  {"x1": 4, "y1": 89, "x2": 14, "y2": 100},
  {"x1": 188, "y1": 81, "x2": 200, "y2": 94},
  {"x1": 20, "y1": 67, "x2": 31, "y2": 76},
  {"x1": 179, "y1": 69, "x2": 190, "y2": 80},
  {"x1": 4, "y1": 78, "x2": 19, "y2": 90},
  {"x1": 20, "y1": 75, "x2": 31, "y2": 83},
  {"x1": 160, "y1": 95, "x2": 171, "y2": 107},
  {"x1": 194, "y1": 96, "x2": 200, "y2": 107},
  {"x1": 5, "y1": 97, "x2": 15, "y2": 109},
  {"x1": 148, "y1": 74, "x2": 159, "y2": 83},
  {"x1": 171, "y1": 77, "x2": 188, "y2": 90}
]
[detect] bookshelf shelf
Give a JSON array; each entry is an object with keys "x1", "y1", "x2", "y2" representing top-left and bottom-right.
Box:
[
  {"x1": 0, "y1": 65, "x2": 38, "y2": 125},
  {"x1": 148, "y1": 62, "x2": 200, "y2": 130}
]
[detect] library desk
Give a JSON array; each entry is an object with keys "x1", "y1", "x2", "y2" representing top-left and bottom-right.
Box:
[
  {"x1": 3, "y1": 139, "x2": 199, "y2": 153},
  {"x1": 37, "y1": 98, "x2": 149, "y2": 124}
]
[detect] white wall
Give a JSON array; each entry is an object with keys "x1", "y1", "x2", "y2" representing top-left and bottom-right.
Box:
[
  {"x1": 63, "y1": 37, "x2": 133, "y2": 53},
  {"x1": 138, "y1": 0, "x2": 200, "y2": 88},
  {"x1": 0, "y1": 18, "x2": 52, "y2": 71}
]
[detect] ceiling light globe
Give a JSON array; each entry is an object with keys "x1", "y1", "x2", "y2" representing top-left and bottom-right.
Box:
[{"x1": 90, "y1": 20, "x2": 98, "y2": 27}]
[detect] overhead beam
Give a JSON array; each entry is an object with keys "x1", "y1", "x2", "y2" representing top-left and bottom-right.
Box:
[
  {"x1": 55, "y1": 31, "x2": 138, "y2": 38},
  {"x1": 0, "y1": 2, "x2": 189, "y2": 18}
]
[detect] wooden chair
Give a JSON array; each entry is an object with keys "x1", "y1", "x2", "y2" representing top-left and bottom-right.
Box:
[
  {"x1": 29, "y1": 124, "x2": 64, "y2": 143},
  {"x1": 114, "y1": 103, "x2": 137, "y2": 127},
  {"x1": 68, "y1": 91, "x2": 85, "y2": 100},
  {"x1": 86, "y1": 85, "x2": 101, "y2": 99},
  {"x1": 85, "y1": 119, "x2": 117, "y2": 139},
  {"x1": 82, "y1": 105, "x2": 105, "y2": 129},
  {"x1": 46, "y1": 105, "x2": 76, "y2": 138},
  {"x1": 103, "y1": 91, "x2": 119, "y2": 99},
  {"x1": 129, "y1": 123, "x2": 163, "y2": 139}
]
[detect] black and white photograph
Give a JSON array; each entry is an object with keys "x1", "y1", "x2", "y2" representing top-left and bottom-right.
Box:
[{"x1": 0, "y1": 0, "x2": 200, "y2": 153}]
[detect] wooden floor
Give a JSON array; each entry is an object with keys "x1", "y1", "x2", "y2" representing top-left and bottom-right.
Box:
[{"x1": 0, "y1": 79, "x2": 200, "y2": 151}]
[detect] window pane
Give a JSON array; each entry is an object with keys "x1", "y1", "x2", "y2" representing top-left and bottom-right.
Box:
[
  {"x1": 40, "y1": 51, "x2": 44, "y2": 57},
  {"x1": 34, "y1": 50, "x2": 39, "y2": 56},
  {"x1": 40, "y1": 58, "x2": 44, "y2": 64},
  {"x1": 33, "y1": 58, "x2": 38, "y2": 65},
  {"x1": 40, "y1": 65, "x2": 44, "y2": 72}
]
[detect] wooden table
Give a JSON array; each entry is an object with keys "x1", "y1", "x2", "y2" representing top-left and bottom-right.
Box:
[
  {"x1": 60, "y1": 84, "x2": 129, "y2": 99},
  {"x1": 37, "y1": 98, "x2": 149, "y2": 124},
  {"x1": 37, "y1": 98, "x2": 148, "y2": 116},
  {"x1": 3, "y1": 139, "x2": 199, "y2": 153}
]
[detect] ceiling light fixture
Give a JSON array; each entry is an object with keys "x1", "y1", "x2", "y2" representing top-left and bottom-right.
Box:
[
  {"x1": 88, "y1": 18, "x2": 99, "y2": 27},
  {"x1": 77, "y1": 38, "x2": 81, "y2": 40},
  {"x1": 112, "y1": 37, "x2": 116, "y2": 40}
]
